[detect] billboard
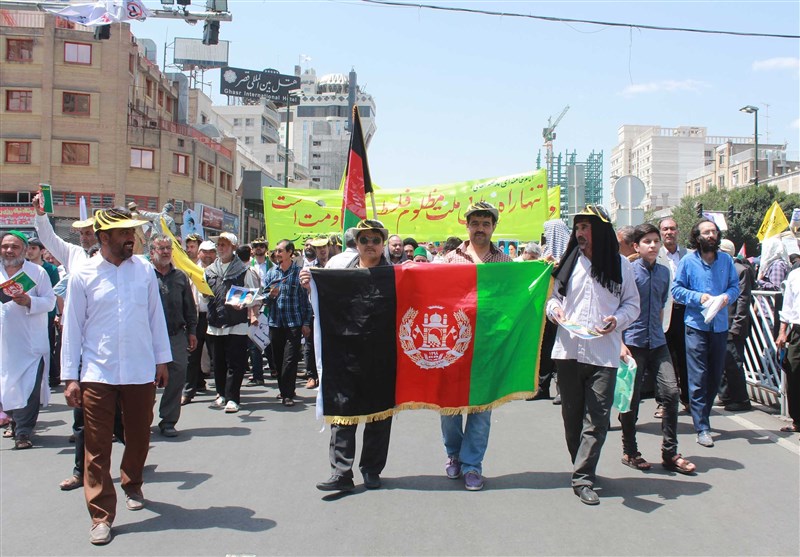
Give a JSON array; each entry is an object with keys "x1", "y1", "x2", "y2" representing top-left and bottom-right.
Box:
[
  {"x1": 220, "y1": 67, "x2": 300, "y2": 103},
  {"x1": 174, "y1": 38, "x2": 230, "y2": 69}
]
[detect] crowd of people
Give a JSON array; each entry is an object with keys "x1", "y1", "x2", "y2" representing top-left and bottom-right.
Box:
[{"x1": 1, "y1": 193, "x2": 798, "y2": 544}]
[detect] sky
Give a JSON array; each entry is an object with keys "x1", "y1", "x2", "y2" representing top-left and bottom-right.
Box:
[{"x1": 131, "y1": 1, "x2": 800, "y2": 195}]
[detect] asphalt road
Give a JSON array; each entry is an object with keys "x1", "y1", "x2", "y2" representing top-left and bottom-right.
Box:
[{"x1": 1, "y1": 377, "x2": 798, "y2": 557}]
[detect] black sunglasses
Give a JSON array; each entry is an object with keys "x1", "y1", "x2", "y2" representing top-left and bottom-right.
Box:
[{"x1": 358, "y1": 236, "x2": 383, "y2": 245}]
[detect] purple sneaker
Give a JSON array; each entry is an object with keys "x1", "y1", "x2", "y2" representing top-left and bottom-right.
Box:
[
  {"x1": 464, "y1": 471, "x2": 484, "y2": 491},
  {"x1": 445, "y1": 457, "x2": 461, "y2": 479}
]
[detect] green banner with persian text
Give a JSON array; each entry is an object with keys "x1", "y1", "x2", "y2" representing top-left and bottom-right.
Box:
[{"x1": 263, "y1": 170, "x2": 559, "y2": 243}]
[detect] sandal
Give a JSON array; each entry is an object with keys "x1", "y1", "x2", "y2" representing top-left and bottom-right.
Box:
[
  {"x1": 59, "y1": 474, "x2": 84, "y2": 491},
  {"x1": 13, "y1": 434, "x2": 32, "y2": 450},
  {"x1": 622, "y1": 453, "x2": 652, "y2": 470},
  {"x1": 3, "y1": 428, "x2": 14, "y2": 439},
  {"x1": 779, "y1": 424, "x2": 800, "y2": 433},
  {"x1": 663, "y1": 453, "x2": 696, "y2": 475}
]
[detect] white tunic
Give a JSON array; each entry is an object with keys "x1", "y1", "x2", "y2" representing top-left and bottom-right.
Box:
[{"x1": 0, "y1": 261, "x2": 56, "y2": 410}]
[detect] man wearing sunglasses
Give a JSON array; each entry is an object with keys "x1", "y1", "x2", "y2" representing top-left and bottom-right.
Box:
[{"x1": 300, "y1": 220, "x2": 393, "y2": 491}]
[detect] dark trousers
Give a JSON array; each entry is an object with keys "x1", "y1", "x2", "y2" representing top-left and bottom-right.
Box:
[
  {"x1": 7, "y1": 359, "x2": 44, "y2": 437},
  {"x1": 782, "y1": 326, "x2": 800, "y2": 426},
  {"x1": 537, "y1": 320, "x2": 558, "y2": 393},
  {"x1": 72, "y1": 405, "x2": 125, "y2": 477},
  {"x1": 719, "y1": 336, "x2": 750, "y2": 404},
  {"x1": 329, "y1": 418, "x2": 392, "y2": 479},
  {"x1": 665, "y1": 304, "x2": 689, "y2": 404},
  {"x1": 159, "y1": 333, "x2": 187, "y2": 429},
  {"x1": 248, "y1": 339, "x2": 264, "y2": 382},
  {"x1": 185, "y1": 311, "x2": 212, "y2": 398},
  {"x1": 304, "y1": 320, "x2": 318, "y2": 380},
  {"x1": 685, "y1": 326, "x2": 727, "y2": 433},
  {"x1": 48, "y1": 320, "x2": 61, "y2": 387},
  {"x1": 270, "y1": 326, "x2": 303, "y2": 399},
  {"x1": 82, "y1": 382, "x2": 155, "y2": 526},
  {"x1": 212, "y1": 334, "x2": 248, "y2": 404},
  {"x1": 620, "y1": 345, "x2": 680, "y2": 460},
  {"x1": 556, "y1": 359, "x2": 616, "y2": 487}
]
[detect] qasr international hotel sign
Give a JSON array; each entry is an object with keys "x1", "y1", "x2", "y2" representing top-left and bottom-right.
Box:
[{"x1": 219, "y1": 67, "x2": 300, "y2": 103}]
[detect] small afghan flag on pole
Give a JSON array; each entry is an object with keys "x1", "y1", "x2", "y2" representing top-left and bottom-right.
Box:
[
  {"x1": 341, "y1": 105, "x2": 373, "y2": 234},
  {"x1": 309, "y1": 261, "x2": 552, "y2": 424}
]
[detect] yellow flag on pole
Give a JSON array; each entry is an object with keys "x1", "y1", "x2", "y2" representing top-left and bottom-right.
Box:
[
  {"x1": 161, "y1": 217, "x2": 213, "y2": 296},
  {"x1": 757, "y1": 201, "x2": 789, "y2": 241}
]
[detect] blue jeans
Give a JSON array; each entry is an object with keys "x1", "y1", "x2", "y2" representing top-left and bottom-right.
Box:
[
  {"x1": 685, "y1": 326, "x2": 727, "y2": 433},
  {"x1": 440, "y1": 410, "x2": 491, "y2": 475}
]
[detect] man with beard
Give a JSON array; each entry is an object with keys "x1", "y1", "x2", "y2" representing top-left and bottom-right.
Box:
[
  {"x1": 672, "y1": 219, "x2": 739, "y2": 448},
  {"x1": 184, "y1": 233, "x2": 203, "y2": 263},
  {"x1": 301, "y1": 238, "x2": 318, "y2": 268},
  {"x1": 61, "y1": 208, "x2": 171, "y2": 545},
  {"x1": 441, "y1": 201, "x2": 513, "y2": 491},
  {"x1": 149, "y1": 235, "x2": 197, "y2": 437},
  {"x1": 0, "y1": 231, "x2": 56, "y2": 450},
  {"x1": 385, "y1": 234, "x2": 407, "y2": 265},
  {"x1": 546, "y1": 205, "x2": 640, "y2": 505},
  {"x1": 302, "y1": 236, "x2": 332, "y2": 389}
]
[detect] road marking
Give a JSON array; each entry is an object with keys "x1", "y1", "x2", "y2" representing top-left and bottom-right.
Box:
[{"x1": 724, "y1": 413, "x2": 800, "y2": 455}]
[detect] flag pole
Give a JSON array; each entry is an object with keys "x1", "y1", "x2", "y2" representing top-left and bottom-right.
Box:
[{"x1": 370, "y1": 191, "x2": 377, "y2": 220}]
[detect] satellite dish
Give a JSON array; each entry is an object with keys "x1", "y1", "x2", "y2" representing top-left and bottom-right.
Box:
[{"x1": 614, "y1": 175, "x2": 646, "y2": 207}]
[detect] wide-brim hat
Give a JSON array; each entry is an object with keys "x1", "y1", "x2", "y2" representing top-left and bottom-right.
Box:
[
  {"x1": 72, "y1": 217, "x2": 95, "y2": 229},
  {"x1": 309, "y1": 235, "x2": 330, "y2": 247},
  {"x1": 251, "y1": 237, "x2": 267, "y2": 247},
  {"x1": 328, "y1": 233, "x2": 342, "y2": 246},
  {"x1": 574, "y1": 204, "x2": 611, "y2": 224},
  {"x1": 210, "y1": 232, "x2": 238, "y2": 246},
  {"x1": 93, "y1": 209, "x2": 148, "y2": 232},
  {"x1": 464, "y1": 201, "x2": 499, "y2": 222},
  {"x1": 347, "y1": 219, "x2": 388, "y2": 242}
]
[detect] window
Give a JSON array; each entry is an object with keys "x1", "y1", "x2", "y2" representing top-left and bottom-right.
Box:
[
  {"x1": 5, "y1": 141, "x2": 31, "y2": 163},
  {"x1": 64, "y1": 42, "x2": 91, "y2": 65},
  {"x1": 718, "y1": 152, "x2": 725, "y2": 166},
  {"x1": 219, "y1": 170, "x2": 225, "y2": 189},
  {"x1": 718, "y1": 175, "x2": 725, "y2": 189},
  {"x1": 6, "y1": 39, "x2": 33, "y2": 62},
  {"x1": 157, "y1": 90, "x2": 164, "y2": 107},
  {"x1": 312, "y1": 165, "x2": 321, "y2": 170},
  {"x1": 732, "y1": 170, "x2": 739, "y2": 187},
  {"x1": 207, "y1": 165, "x2": 215, "y2": 184},
  {"x1": 312, "y1": 153, "x2": 321, "y2": 159},
  {"x1": 198, "y1": 161, "x2": 206, "y2": 181},
  {"x1": 173, "y1": 153, "x2": 189, "y2": 175},
  {"x1": 129, "y1": 54, "x2": 135, "y2": 73},
  {"x1": 146, "y1": 79, "x2": 154, "y2": 98},
  {"x1": 312, "y1": 177, "x2": 321, "y2": 183},
  {"x1": 244, "y1": 136, "x2": 253, "y2": 145},
  {"x1": 240, "y1": 165, "x2": 245, "y2": 177},
  {"x1": 6, "y1": 90, "x2": 32, "y2": 112},
  {"x1": 233, "y1": 118, "x2": 241, "y2": 126},
  {"x1": 177, "y1": 138, "x2": 184, "y2": 147},
  {"x1": 62, "y1": 92, "x2": 90, "y2": 116},
  {"x1": 312, "y1": 140, "x2": 321, "y2": 147},
  {"x1": 130, "y1": 148, "x2": 154, "y2": 169},
  {"x1": 245, "y1": 118, "x2": 254, "y2": 127},
  {"x1": 62, "y1": 142, "x2": 90, "y2": 165},
  {"x1": 166, "y1": 97, "x2": 173, "y2": 113}
]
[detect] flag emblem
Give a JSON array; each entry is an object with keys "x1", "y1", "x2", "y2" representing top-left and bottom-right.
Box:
[{"x1": 399, "y1": 306, "x2": 472, "y2": 370}]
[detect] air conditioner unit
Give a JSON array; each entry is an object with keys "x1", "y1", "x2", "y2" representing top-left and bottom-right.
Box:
[
  {"x1": 174, "y1": 200, "x2": 184, "y2": 213},
  {"x1": 17, "y1": 191, "x2": 32, "y2": 203},
  {"x1": 148, "y1": 120, "x2": 158, "y2": 129}
]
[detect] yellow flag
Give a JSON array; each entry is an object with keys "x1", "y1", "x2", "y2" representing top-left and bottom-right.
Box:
[
  {"x1": 161, "y1": 217, "x2": 213, "y2": 296},
  {"x1": 757, "y1": 201, "x2": 789, "y2": 241}
]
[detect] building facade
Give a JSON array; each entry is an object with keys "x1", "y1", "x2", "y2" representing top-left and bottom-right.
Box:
[{"x1": 0, "y1": 12, "x2": 240, "y2": 239}]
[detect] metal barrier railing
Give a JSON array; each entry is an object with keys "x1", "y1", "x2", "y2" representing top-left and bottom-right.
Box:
[{"x1": 744, "y1": 291, "x2": 786, "y2": 415}]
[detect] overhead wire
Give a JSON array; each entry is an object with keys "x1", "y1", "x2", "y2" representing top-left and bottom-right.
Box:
[{"x1": 358, "y1": 0, "x2": 800, "y2": 40}]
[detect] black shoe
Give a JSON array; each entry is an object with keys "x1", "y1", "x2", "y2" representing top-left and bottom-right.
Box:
[
  {"x1": 529, "y1": 388, "x2": 551, "y2": 401},
  {"x1": 552, "y1": 394, "x2": 562, "y2": 405},
  {"x1": 573, "y1": 485, "x2": 599, "y2": 505},
  {"x1": 363, "y1": 472, "x2": 382, "y2": 490},
  {"x1": 316, "y1": 475, "x2": 355, "y2": 492},
  {"x1": 724, "y1": 401, "x2": 752, "y2": 412},
  {"x1": 713, "y1": 398, "x2": 726, "y2": 407},
  {"x1": 245, "y1": 379, "x2": 264, "y2": 387}
]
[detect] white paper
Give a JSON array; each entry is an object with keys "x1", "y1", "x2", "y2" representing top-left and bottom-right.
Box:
[
  {"x1": 701, "y1": 294, "x2": 727, "y2": 323},
  {"x1": 248, "y1": 313, "x2": 271, "y2": 351}
]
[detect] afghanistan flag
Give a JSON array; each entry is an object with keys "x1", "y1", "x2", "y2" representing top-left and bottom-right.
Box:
[
  {"x1": 341, "y1": 105, "x2": 373, "y2": 234},
  {"x1": 310, "y1": 261, "x2": 552, "y2": 424}
]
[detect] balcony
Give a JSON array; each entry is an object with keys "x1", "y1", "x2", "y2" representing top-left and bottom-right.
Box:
[{"x1": 261, "y1": 126, "x2": 280, "y2": 144}]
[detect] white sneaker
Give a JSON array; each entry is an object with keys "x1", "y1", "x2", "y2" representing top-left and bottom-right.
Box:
[
  {"x1": 224, "y1": 400, "x2": 240, "y2": 413},
  {"x1": 213, "y1": 396, "x2": 226, "y2": 408}
]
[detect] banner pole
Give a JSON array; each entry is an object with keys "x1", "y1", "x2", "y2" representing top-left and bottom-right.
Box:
[{"x1": 370, "y1": 191, "x2": 378, "y2": 220}]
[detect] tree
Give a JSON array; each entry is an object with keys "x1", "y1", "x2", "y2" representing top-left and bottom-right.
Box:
[{"x1": 660, "y1": 184, "x2": 800, "y2": 256}]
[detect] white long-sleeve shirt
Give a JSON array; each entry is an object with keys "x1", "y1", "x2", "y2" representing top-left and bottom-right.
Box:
[
  {"x1": 61, "y1": 254, "x2": 172, "y2": 385},
  {"x1": 34, "y1": 214, "x2": 89, "y2": 273},
  {"x1": 547, "y1": 253, "x2": 640, "y2": 368},
  {"x1": 779, "y1": 267, "x2": 800, "y2": 326}
]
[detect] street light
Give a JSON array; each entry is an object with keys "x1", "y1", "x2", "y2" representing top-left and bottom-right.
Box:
[{"x1": 740, "y1": 105, "x2": 759, "y2": 187}]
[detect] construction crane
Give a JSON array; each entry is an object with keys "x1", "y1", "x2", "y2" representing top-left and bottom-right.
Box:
[{"x1": 542, "y1": 105, "x2": 569, "y2": 185}]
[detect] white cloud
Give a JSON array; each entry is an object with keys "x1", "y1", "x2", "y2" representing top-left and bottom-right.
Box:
[
  {"x1": 752, "y1": 57, "x2": 800, "y2": 71},
  {"x1": 621, "y1": 79, "x2": 708, "y2": 97}
]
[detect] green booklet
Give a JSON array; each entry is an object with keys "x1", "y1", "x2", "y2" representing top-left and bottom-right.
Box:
[{"x1": 0, "y1": 271, "x2": 37, "y2": 303}]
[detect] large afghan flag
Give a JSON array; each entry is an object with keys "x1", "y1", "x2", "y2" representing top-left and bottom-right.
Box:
[
  {"x1": 341, "y1": 105, "x2": 373, "y2": 234},
  {"x1": 309, "y1": 261, "x2": 552, "y2": 424}
]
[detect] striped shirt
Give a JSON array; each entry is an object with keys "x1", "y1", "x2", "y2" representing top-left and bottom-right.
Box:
[{"x1": 443, "y1": 241, "x2": 513, "y2": 264}]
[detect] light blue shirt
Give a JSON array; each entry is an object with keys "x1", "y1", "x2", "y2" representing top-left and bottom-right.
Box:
[{"x1": 672, "y1": 250, "x2": 739, "y2": 333}]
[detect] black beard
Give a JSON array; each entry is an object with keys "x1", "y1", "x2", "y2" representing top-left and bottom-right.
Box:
[
  {"x1": 304, "y1": 249, "x2": 315, "y2": 258},
  {"x1": 698, "y1": 237, "x2": 718, "y2": 253}
]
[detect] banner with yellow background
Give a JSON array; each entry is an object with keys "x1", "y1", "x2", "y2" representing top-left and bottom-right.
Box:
[{"x1": 262, "y1": 170, "x2": 560, "y2": 242}]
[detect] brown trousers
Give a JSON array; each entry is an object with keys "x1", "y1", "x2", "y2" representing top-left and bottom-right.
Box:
[{"x1": 82, "y1": 382, "x2": 155, "y2": 525}]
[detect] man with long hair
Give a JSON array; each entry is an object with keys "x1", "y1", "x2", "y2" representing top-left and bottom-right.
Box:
[
  {"x1": 546, "y1": 205, "x2": 640, "y2": 505},
  {"x1": 672, "y1": 219, "x2": 739, "y2": 448}
]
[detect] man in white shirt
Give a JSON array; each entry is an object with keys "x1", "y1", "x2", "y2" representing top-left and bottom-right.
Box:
[
  {"x1": 775, "y1": 267, "x2": 800, "y2": 433},
  {"x1": 61, "y1": 208, "x2": 171, "y2": 546},
  {"x1": 547, "y1": 205, "x2": 640, "y2": 506}
]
